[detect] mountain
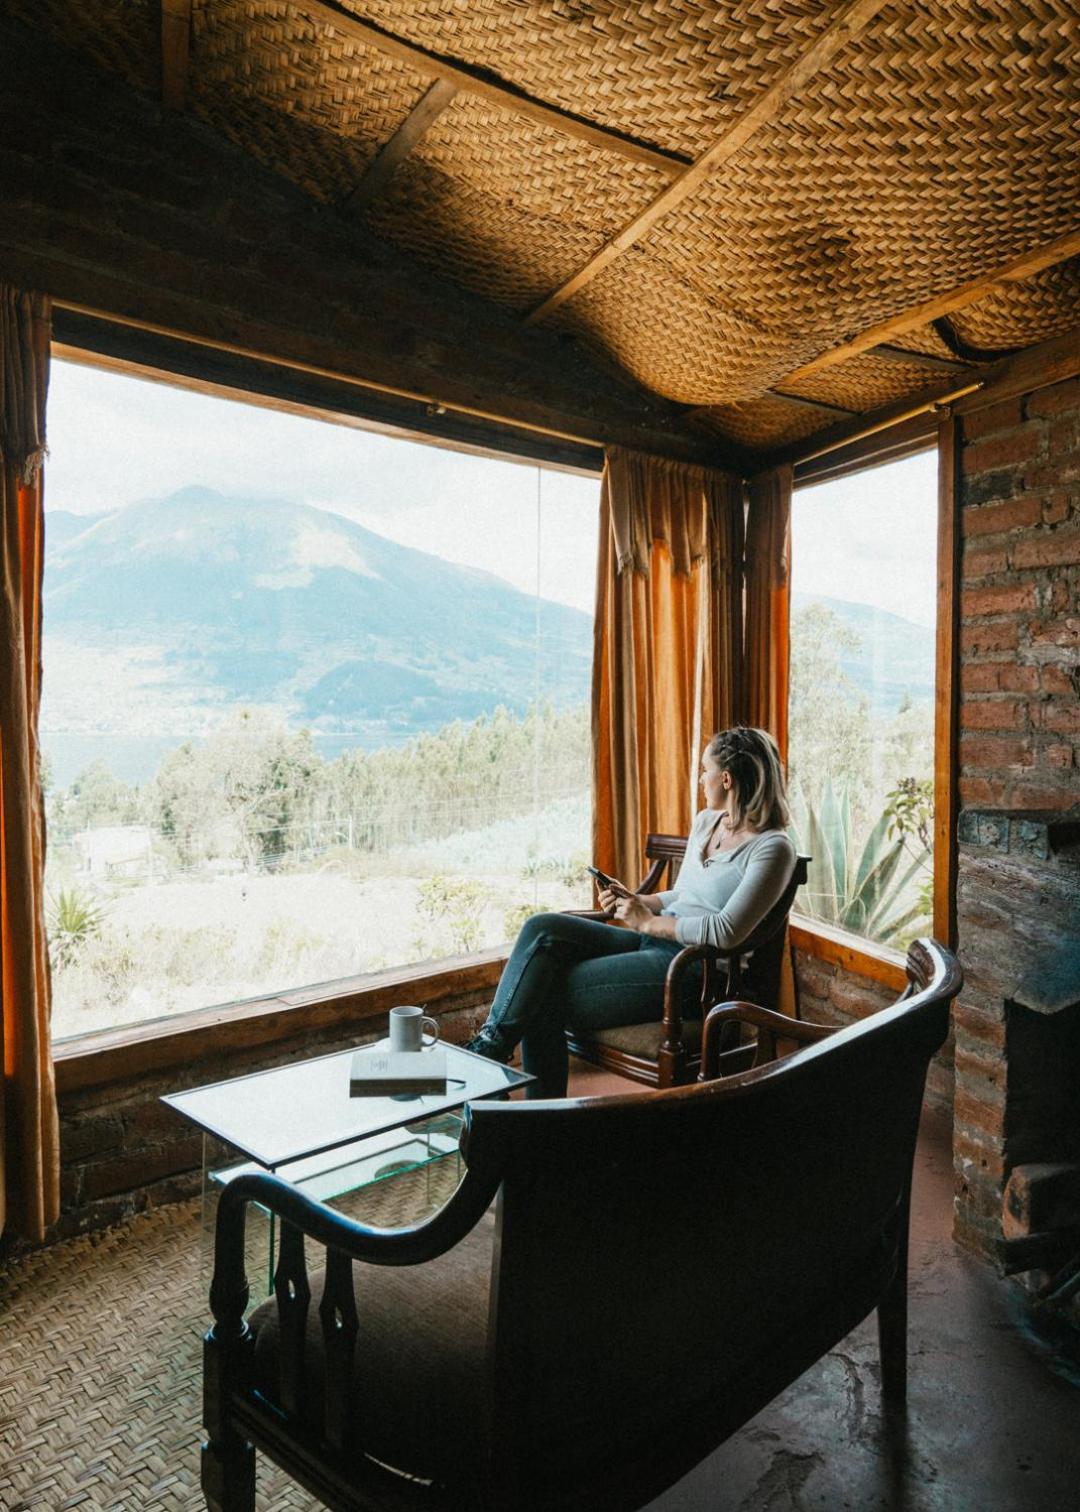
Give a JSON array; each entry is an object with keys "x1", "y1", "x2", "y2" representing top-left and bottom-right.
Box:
[
  {"x1": 45, "y1": 509, "x2": 110, "y2": 550},
  {"x1": 42, "y1": 486, "x2": 592, "y2": 771},
  {"x1": 791, "y1": 591, "x2": 934, "y2": 712}
]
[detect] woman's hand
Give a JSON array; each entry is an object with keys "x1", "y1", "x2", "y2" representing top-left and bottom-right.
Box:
[
  {"x1": 597, "y1": 885, "x2": 624, "y2": 916},
  {"x1": 613, "y1": 893, "x2": 655, "y2": 931}
]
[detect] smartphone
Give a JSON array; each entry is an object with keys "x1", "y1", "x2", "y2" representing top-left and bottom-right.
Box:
[{"x1": 587, "y1": 865, "x2": 631, "y2": 897}]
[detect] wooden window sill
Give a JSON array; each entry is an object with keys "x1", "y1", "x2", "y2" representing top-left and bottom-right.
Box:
[
  {"x1": 52, "y1": 950, "x2": 508, "y2": 1093},
  {"x1": 789, "y1": 916, "x2": 907, "y2": 993}
]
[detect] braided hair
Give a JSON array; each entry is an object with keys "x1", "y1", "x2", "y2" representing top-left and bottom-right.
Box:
[{"x1": 705, "y1": 727, "x2": 789, "y2": 832}]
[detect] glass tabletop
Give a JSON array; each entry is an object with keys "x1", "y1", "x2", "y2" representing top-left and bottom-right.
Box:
[{"x1": 163, "y1": 1039, "x2": 531, "y2": 1168}]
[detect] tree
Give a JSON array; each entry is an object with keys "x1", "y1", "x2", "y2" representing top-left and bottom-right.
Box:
[
  {"x1": 788, "y1": 604, "x2": 873, "y2": 819},
  {"x1": 49, "y1": 759, "x2": 139, "y2": 842}
]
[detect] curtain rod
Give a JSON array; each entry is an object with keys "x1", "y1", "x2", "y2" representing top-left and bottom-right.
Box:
[{"x1": 791, "y1": 380, "x2": 984, "y2": 466}]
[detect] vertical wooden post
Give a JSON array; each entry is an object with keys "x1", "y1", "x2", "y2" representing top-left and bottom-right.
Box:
[{"x1": 934, "y1": 414, "x2": 961, "y2": 948}]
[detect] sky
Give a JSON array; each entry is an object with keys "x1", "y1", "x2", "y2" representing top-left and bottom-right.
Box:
[
  {"x1": 793, "y1": 450, "x2": 938, "y2": 629},
  {"x1": 44, "y1": 359, "x2": 602, "y2": 615},
  {"x1": 45, "y1": 357, "x2": 939, "y2": 627}
]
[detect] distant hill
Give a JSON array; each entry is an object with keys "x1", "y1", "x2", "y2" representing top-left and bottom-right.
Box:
[
  {"x1": 792, "y1": 591, "x2": 934, "y2": 713},
  {"x1": 45, "y1": 509, "x2": 109, "y2": 550},
  {"x1": 42, "y1": 486, "x2": 592, "y2": 777}
]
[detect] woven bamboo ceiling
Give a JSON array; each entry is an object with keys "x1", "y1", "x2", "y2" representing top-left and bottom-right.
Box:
[{"x1": 15, "y1": 0, "x2": 1080, "y2": 459}]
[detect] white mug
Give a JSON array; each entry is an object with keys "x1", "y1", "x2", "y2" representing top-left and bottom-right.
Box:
[{"x1": 388, "y1": 1004, "x2": 440, "y2": 1053}]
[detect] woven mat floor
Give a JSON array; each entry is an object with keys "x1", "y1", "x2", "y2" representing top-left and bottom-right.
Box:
[{"x1": 0, "y1": 1159, "x2": 461, "y2": 1511}]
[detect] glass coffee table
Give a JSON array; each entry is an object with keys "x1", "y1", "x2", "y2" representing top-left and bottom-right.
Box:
[{"x1": 162, "y1": 1039, "x2": 532, "y2": 1293}]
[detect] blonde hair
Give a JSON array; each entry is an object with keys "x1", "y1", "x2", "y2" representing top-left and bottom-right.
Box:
[{"x1": 706, "y1": 727, "x2": 789, "y2": 831}]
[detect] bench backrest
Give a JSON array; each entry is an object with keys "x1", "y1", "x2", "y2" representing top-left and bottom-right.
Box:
[{"x1": 465, "y1": 939, "x2": 959, "y2": 1508}]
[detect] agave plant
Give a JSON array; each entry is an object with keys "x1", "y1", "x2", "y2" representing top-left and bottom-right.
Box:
[
  {"x1": 788, "y1": 777, "x2": 931, "y2": 946},
  {"x1": 47, "y1": 885, "x2": 108, "y2": 968}
]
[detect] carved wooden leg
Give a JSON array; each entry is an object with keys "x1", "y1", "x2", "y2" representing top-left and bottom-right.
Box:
[
  {"x1": 877, "y1": 1204, "x2": 910, "y2": 1411},
  {"x1": 201, "y1": 1434, "x2": 256, "y2": 1512},
  {"x1": 203, "y1": 1324, "x2": 256, "y2": 1512}
]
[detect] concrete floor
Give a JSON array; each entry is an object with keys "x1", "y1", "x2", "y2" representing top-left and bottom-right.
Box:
[{"x1": 566, "y1": 1065, "x2": 1080, "y2": 1512}]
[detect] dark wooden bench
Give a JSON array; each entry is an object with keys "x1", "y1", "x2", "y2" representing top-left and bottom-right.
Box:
[{"x1": 202, "y1": 939, "x2": 960, "y2": 1512}]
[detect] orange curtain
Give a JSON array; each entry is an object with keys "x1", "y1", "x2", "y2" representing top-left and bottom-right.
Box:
[
  {"x1": 745, "y1": 464, "x2": 793, "y2": 760},
  {"x1": 592, "y1": 448, "x2": 744, "y2": 885},
  {"x1": 0, "y1": 285, "x2": 58, "y2": 1243},
  {"x1": 745, "y1": 463, "x2": 797, "y2": 1017}
]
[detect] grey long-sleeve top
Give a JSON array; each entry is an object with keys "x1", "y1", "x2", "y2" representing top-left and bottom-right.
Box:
[{"x1": 655, "y1": 809, "x2": 796, "y2": 951}]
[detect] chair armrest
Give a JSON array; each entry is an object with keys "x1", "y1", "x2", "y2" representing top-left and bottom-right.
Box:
[
  {"x1": 563, "y1": 908, "x2": 617, "y2": 922},
  {"x1": 659, "y1": 943, "x2": 730, "y2": 1057},
  {"x1": 701, "y1": 1000, "x2": 835, "y2": 1080}
]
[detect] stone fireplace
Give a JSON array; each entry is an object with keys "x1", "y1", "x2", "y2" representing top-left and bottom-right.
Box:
[{"x1": 953, "y1": 809, "x2": 1080, "y2": 1311}]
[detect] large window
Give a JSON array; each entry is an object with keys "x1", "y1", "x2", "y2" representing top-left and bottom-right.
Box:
[
  {"x1": 788, "y1": 450, "x2": 937, "y2": 950},
  {"x1": 43, "y1": 359, "x2": 598, "y2": 1039}
]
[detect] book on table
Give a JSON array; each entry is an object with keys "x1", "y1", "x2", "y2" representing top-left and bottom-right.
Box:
[{"x1": 349, "y1": 1048, "x2": 448, "y2": 1096}]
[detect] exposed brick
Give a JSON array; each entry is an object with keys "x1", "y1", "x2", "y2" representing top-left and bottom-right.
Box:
[
  {"x1": 955, "y1": 1088, "x2": 1005, "y2": 1138},
  {"x1": 960, "y1": 735, "x2": 1034, "y2": 769},
  {"x1": 964, "y1": 664, "x2": 1002, "y2": 692},
  {"x1": 1043, "y1": 491, "x2": 1074, "y2": 525},
  {"x1": 1049, "y1": 414, "x2": 1080, "y2": 455},
  {"x1": 965, "y1": 427, "x2": 1042, "y2": 474},
  {"x1": 997, "y1": 664, "x2": 1040, "y2": 693},
  {"x1": 954, "y1": 1044, "x2": 1006, "y2": 1097},
  {"x1": 961, "y1": 620, "x2": 1019, "y2": 654},
  {"x1": 1044, "y1": 743, "x2": 1076, "y2": 769},
  {"x1": 954, "y1": 1173, "x2": 1009, "y2": 1227},
  {"x1": 1026, "y1": 456, "x2": 1080, "y2": 490},
  {"x1": 953, "y1": 1006, "x2": 1006, "y2": 1051},
  {"x1": 963, "y1": 397, "x2": 1023, "y2": 441},
  {"x1": 954, "y1": 1129, "x2": 1006, "y2": 1181},
  {"x1": 1008, "y1": 782, "x2": 1073, "y2": 810},
  {"x1": 1012, "y1": 525, "x2": 1080, "y2": 570},
  {"x1": 963, "y1": 545, "x2": 1010, "y2": 580},
  {"x1": 960, "y1": 698, "x2": 1027, "y2": 730},
  {"x1": 963, "y1": 495, "x2": 1043, "y2": 537},
  {"x1": 1028, "y1": 616, "x2": 1080, "y2": 649},
  {"x1": 1039, "y1": 702, "x2": 1080, "y2": 732},
  {"x1": 1026, "y1": 375, "x2": 1080, "y2": 418},
  {"x1": 958, "y1": 776, "x2": 1008, "y2": 805},
  {"x1": 1050, "y1": 580, "x2": 1074, "y2": 613},
  {"x1": 1042, "y1": 664, "x2": 1080, "y2": 696},
  {"x1": 962, "y1": 583, "x2": 1038, "y2": 617}
]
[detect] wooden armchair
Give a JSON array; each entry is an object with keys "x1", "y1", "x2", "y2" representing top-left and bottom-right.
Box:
[
  {"x1": 202, "y1": 940, "x2": 960, "y2": 1512},
  {"x1": 565, "y1": 833, "x2": 810, "y2": 1088}
]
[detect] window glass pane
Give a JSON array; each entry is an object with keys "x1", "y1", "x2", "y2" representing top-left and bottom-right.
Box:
[
  {"x1": 789, "y1": 451, "x2": 936, "y2": 949},
  {"x1": 42, "y1": 359, "x2": 597, "y2": 1040}
]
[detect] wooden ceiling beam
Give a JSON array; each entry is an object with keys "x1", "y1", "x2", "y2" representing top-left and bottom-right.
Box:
[
  {"x1": 781, "y1": 228, "x2": 1080, "y2": 385},
  {"x1": 682, "y1": 389, "x2": 857, "y2": 430},
  {"x1": 870, "y1": 342, "x2": 969, "y2": 373},
  {"x1": 523, "y1": 0, "x2": 889, "y2": 325},
  {"x1": 161, "y1": 0, "x2": 191, "y2": 110},
  {"x1": 297, "y1": 0, "x2": 690, "y2": 174},
  {"x1": 766, "y1": 389, "x2": 858, "y2": 416},
  {"x1": 341, "y1": 79, "x2": 458, "y2": 218}
]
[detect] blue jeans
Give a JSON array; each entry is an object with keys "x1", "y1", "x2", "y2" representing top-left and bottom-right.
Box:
[{"x1": 483, "y1": 912, "x2": 690, "y2": 1098}]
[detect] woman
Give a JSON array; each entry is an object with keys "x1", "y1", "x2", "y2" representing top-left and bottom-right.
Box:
[{"x1": 466, "y1": 726, "x2": 795, "y2": 1097}]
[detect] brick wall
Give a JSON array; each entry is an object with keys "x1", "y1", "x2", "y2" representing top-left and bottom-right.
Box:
[
  {"x1": 959, "y1": 379, "x2": 1080, "y2": 809},
  {"x1": 954, "y1": 374, "x2": 1080, "y2": 1261},
  {"x1": 794, "y1": 950, "x2": 954, "y2": 1118}
]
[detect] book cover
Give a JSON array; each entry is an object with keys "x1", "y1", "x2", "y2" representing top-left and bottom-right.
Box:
[{"x1": 349, "y1": 1048, "x2": 448, "y2": 1096}]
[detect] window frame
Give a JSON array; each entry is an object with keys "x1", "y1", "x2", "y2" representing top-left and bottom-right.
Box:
[
  {"x1": 46, "y1": 325, "x2": 602, "y2": 1078},
  {"x1": 786, "y1": 416, "x2": 957, "y2": 990}
]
